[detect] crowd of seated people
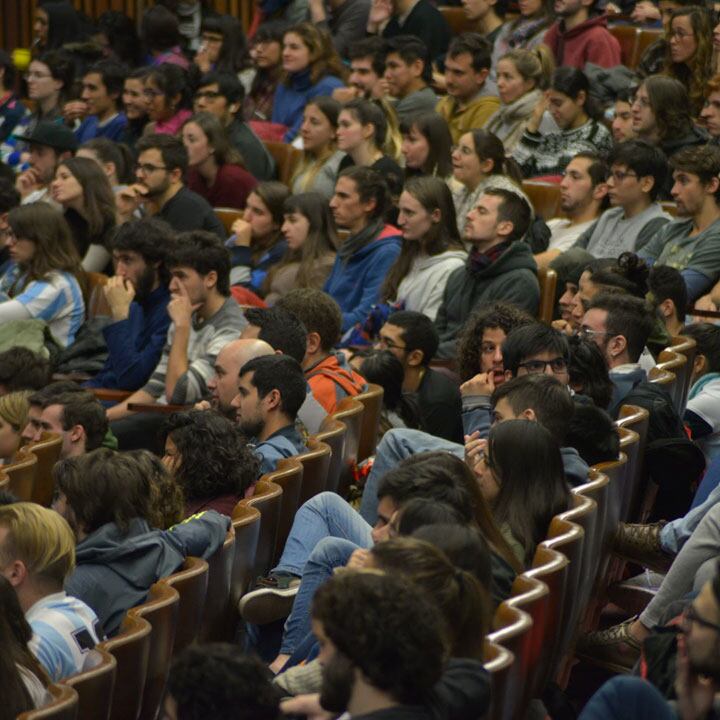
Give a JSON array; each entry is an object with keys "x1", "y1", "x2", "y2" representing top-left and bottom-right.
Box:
[{"x1": 4, "y1": 0, "x2": 720, "y2": 716}]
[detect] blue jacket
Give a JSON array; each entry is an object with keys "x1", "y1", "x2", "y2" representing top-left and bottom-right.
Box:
[
  {"x1": 75, "y1": 113, "x2": 128, "y2": 143},
  {"x1": 254, "y1": 424, "x2": 307, "y2": 476},
  {"x1": 85, "y1": 285, "x2": 171, "y2": 391},
  {"x1": 324, "y1": 226, "x2": 402, "y2": 332},
  {"x1": 271, "y1": 70, "x2": 345, "y2": 142}
]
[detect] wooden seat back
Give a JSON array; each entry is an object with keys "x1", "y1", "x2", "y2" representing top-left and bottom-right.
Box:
[
  {"x1": 265, "y1": 457, "x2": 303, "y2": 566},
  {"x1": 240, "y1": 480, "x2": 283, "y2": 578},
  {"x1": 63, "y1": 648, "x2": 117, "y2": 720},
  {"x1": 354, "y1": 383, "x2": 384, "y2": 462},
  {"x1": 537, "y1": 267, "x2": 558, "y2": 324},
  {"x1": 26, "y1": 431, "x2": 62, "y2": 506},
  {"x1": 521, "y1": 180, "x2": 562, "y2": 220},
  {"x1": 483, "y1": 640, "x2": 515, "y2": 720},
  {"x1": 229, "y1": 505, "x2": 261, "y2": 608},
  {"x1": 263, "y1": 141, "x2": 302, "y2": 187},
  {"x1": 5, "y1": 448, "x2": 37, "y2": 501},
  {"x1": 199, "y1": 530, "x2": 235, "y2": 643},
  {"x1": 296, "y1": 438, "x2": 332, "y2": 506},
  {"x1": 329, "y1": 397, "x2": 363, "y2": 498},
  {"x1": 655, "y1": 349, "x2": 689, "y2": 414},
  {"x1": 314, "y1": 419, "x2": 346, "y2": 494},
  {"x1": 17, "y1": 684, "x2": 79, "y2": 720},
  {"x1": 214, "y1": 207, "x2": 243, "y2": 236},
  {"x1": 161, "y1": 557, "x2": 209, "y2": 655}
]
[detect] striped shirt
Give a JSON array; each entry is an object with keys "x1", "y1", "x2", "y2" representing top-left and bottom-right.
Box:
[
  {"x1": 0, "y1": 265, "x2": 85, "y2": 347},
  {"x1": 26, "y1": 592, "x2": 103, "y2": 682}
]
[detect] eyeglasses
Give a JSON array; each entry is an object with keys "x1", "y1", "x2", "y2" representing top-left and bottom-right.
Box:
[
  {"x1": 517, "y1": 357, "x2": 568, "y2": 375},
  {"x1": 451, "y1": 145, "x2": 475, "y2": 157},
  {"x1": 376, "y1": 335, "x2": 407, "y2": 351},
  {"x1": 135, "y1": 163, "x2": 167, "y2": 175},
  {"x1": 670, "y1": 28, "x2": 693, "y2": 39},
  {"x1": 195, "y1": 90, "x2": 223, "y2": 100},
  {"x1": 608, "y1": 170, "x2": 638, "y2": 183},
  {"x1": 683, "y1": 604, "x2": 720, "y2": 633},
  {"x1": 24, "y1": 71, "x2": 52, "y2": 80},
  {"x1": 578, "y1": 327, "x2": 612, "y2": 341}
]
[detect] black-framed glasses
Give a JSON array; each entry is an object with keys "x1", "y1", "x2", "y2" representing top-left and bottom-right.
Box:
[
  {"x1": 517, "y1": 357, "x2": 568, "y2": 375},
  {"x1": 578, "y1": 327, "x2": 612, "y2": 341},
  {"x1": 376, "y1": 335, "x2": 407, "y2": 352},
  {"x1": 608, "y1": 170, "x2": 638, "y2": 183},
  {"x1": 135, "y1": 163, "x2": 167, "y2": 175},
  {"x1": 683, "y1": 604, "x2": 720, "y2": 634}
]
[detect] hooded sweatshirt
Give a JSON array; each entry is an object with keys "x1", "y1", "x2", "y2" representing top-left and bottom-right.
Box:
[
  {"x1": 66, "y1": 512, "x2": 230, "y2": 637},
  {"x1": 394, "y1": 249, "x2": 468, "y2": 320},
  {"x1": 306, "y1": 352, "x2": 368, "y2": 414},
  {"x1": 544, "y1": 15, "x2": 621, "y2": 69},
  {"x1": 435, "y1": 242, "x2": 539, "y2": 358},
  {"x1": 485, "y1": 88, "x2": 543, "y2": 154},
  {"x1": 324, "y1": 225, "x2": 402, "y2": 332}
]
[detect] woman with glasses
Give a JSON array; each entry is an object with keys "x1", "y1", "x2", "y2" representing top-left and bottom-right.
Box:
[
  {"x1": 449, "y1": 129, "x2": 527, "y2": 238},
  {"x1": 194, "y1": 14, "x2": 251, "y2": 77},
  {"x1": 243, "y1": 22, "x2": 285, "y2": 125},
  {"x1": 142, "y1": 64, "x2": 192, "y2": 136},
  {"x1": 0, "y1": 203, "x2": 85, "y2": 348}
]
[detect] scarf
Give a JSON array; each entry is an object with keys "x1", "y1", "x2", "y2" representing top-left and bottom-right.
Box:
[
  {"x1": 468, "y1": 241, "x2": 511, "y2": 274},
  {"x1": 338, "y1": 218, "x2": 384, "y2": 264},
  {"x1": 508, "y1": 17, "x2": 549, "y2": 47}
]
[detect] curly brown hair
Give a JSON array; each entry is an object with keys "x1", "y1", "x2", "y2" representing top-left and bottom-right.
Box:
[
  {"x1": 456, "y1": 303, "x2": 535, "y2": 381},
  {"x1": 281, "y1": 23, "x2": 346, "y2": 85}
]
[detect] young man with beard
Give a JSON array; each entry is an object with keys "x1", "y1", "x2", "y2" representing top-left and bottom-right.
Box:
[
  {"x1": 333, "y1": 37, "x2": 387, "y2": 102},
  {"x1": 232, "y1": 354, "x2": 308, "y2": 475},
  {"x1": 118, "y1": 134, "x2": 226, "y2": 239},
  {"x1": 85, "y1": 219, "x2": 174, "y2": 392}
]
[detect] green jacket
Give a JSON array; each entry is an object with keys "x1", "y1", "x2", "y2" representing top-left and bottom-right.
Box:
[{"x1": 435, "y1": 242, "x2": 540, "y2": 358}]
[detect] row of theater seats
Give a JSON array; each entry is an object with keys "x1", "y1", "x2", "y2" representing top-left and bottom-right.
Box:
[
  {"x1": 1, "y1": 432, "x2": 62, "y2": 507},
  {"x1": 16, "y1": 384, "x2": 385, "y2": 720}
]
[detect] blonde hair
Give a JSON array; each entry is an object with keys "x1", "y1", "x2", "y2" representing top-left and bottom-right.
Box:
[
  {"x1": 0, "y1": 391, "x2": 32, "y2": 432},
  {"x1": 0, "y1": 503, "x2": 76, "y2": 586}
]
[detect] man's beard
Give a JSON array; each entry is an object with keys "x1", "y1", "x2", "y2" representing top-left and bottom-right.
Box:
[
  {"x1": 320, "y1": 651, "x2": 355, "y2": 714},
  {"x1": 689, "y1": 638, "x2": 720, "y2": 682},
  {"x1": 238, "y1": 416, "x2": 265, "y2": 440},
  {"x1": 215, "y1": 398, "x2": 237, "y2": 421},
  {"x1": 133, "y1": 264, "x2": 157, "y2": 303},
  {"x1": 142, "y1": 176, "x2": 171, "y2": 200}
]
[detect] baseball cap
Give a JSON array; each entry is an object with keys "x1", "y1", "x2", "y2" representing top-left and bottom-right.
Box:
[{"x1": 19, "y1": 122, "x2": 78, "y2": 153}]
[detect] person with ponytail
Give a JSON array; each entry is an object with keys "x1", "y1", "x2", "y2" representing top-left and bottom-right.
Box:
[
  {"x1": 513, "y1": 67, "x2": 612, "y2": 178},
  {"x1": 485, "y1": 46, "x2": 555, "y2": 153}
]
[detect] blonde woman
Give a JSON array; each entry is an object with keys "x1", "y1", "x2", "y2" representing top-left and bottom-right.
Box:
[{"x1": 0, "y1": 391, "x2": 31, "y2": 463}]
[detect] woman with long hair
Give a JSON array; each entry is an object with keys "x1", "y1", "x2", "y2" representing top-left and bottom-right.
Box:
[
  {"x1": 142, "y1": 64, "x2": 192, "y2": 136},
  {"x1": 229, "y1": 181, "x2": 291, "y2": 291},
  {"x1": 77, "y1": 137, "x2": 135, "y2": 187},
  {"x1": 470, "y1": 418, "x2": 570, "y2": 566},
  {"x1": 380, "y1": 176, "x2": 466, "y2": 320},
  {"x1": 336, "y1": 99, "x2": 403, "y2": 198},
  {"x1": 272, "y1": 23, "x2": 345, "y2": 142},
  {"x1": 243, "y1": 22, "x2": 285, "y2": 124},
  {"x1": 400, "y1": 113, "x2": 453, "y2": 179},
  {"x1": 513, "y1": 67, "x2": 613, "y2": 178},
  {"x1": 32, "y1": 0, "x2": 88, "y2": 57},
  {"x1": 0, "y1": 576, "x2": 50, "y2": 714},
  {"x1": 51, "y1": 156, "x2": 117, "y2": 272},
  {"x1": 485, "y1": 46, "x2": 555, "y2": 153},
  {"x1": 663, "y1": 6, "x2": 713, "y2": 117},
  {"x1": 95, "y1": 10, "x2": 143, "y2": 66},
  {"x1": 0, "y1": 203, "x2": 85, "y2": 347},
  {"x1": 263, "y1": 192, "x2": 337, "y2": 305},
  {"x1": 182, "y1": 112, "x2": 257, "y2": 210},
  {"x1": 290, "y1": 97, "x2": 344, "y2": 199},
  {"x1": 141, "y1": 4, "x2": 190, "y2": 69},
  {"x1": 162, "y1": 410, "x2": 261, "y2": 516},
  {"x1": 0, "y1": 391, "x2": 31, "y2": 464},
  {"x1": 194, "y1": 14, "x2": 250, "y2": 76},
  {"x1": 450, "y1": 129, "x2": 527, "y2": 236}
]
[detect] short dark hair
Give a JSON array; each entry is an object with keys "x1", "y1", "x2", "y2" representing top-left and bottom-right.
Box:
[
  {"x1": 648, "y1": 265, "x2": 687, "y2": 323},
  {"x1": 456, "y1": 303, "x2": 535, "y2": 381},
  {"x1": 239, "y1": 355, "x2": 306, "y2": 419},
  {"x1": 243, "y1": 307, "x2": 307, "y2": 363},
  {"x1": 483, "y1": 188, "x2": 532, "y2": 242},
  {"x1": 385, "y1": 35, "x2": 431, "y2": 83},
  {"x1": 681, "y1": 323, "x2": 720, "y2": 373},
  {"x1": 491, "y1": 374, "x2": 574, "y2": 445},
  {"x1": 198, "y1": 70, "x2": 245, "y2": 105},
  {"x1": 167, "y1": 644, "x2": 281, "y2": 720},
  {"x1": 312, "y1": 572, "x2": 446, "y2": 705},
  {"x1": 337, "y1": 166, "x2": 389, "y2": 220},
  {"x1": 46, "y1": 393, "x2": 108, "y2": 452},
  {"x1": 135, "y1": 133, "x2": 188, "y2": 174},
  {"x1": 163, "y1": 411, "x2": 260, "y2": 500},
  {"x1": 348, "y1": 37, "x2": 387, "y2": 76},
  {"x1": 0, "y1": 179, "x2": 20, "y2": 214},
  {"x1": 447, "y1": 33, "x2": 492, "y2": 72},
  {"x1": 277, "y1": 289, "x2": 342, "y2": 352},
  {"x1": 573, "y1": 151, "x2": 611, "y2": 192},
  {"x1": 167, "y1": 232, "x2": 231, "y2": 296},
  {"x1": 566, "y1": 403, "x2": 620, "y2": 467},
  {"x1": 567, "y1": 335, "x2": 614, "y2": 409},
  {"x1": 610, "y1": 140, "x2": 668, "y2": 201},
  {"x1": 110, "y1": 218, "x2": 175, "y2": 286},
  {"x1": 587, "y1": 293, "x2": 655, "y2": 363},
  {"x1": 81, "y1": 137, "x2": 135, "y2": 184},
  {"x1": 502, "y1": 323, "x2": 570, "y2": 378},
  {"x1": 28, "y1": 381, "x2": 85, "y2": 409},
  {"x1": 85, "y1": 59, "x2": 128, "y2": 106},
  {"x1": 670, "y1": 144, "x2": 720, "y2": 202},
  {"x1": 386, "y1": 311, "x2": 438, "y2": 366},
  {"x1": 0, "y1": 348, "x2": 50, "y2": 392},
  {"x1": 54, "y1": 448, "x2": 153, "y2": 535}
]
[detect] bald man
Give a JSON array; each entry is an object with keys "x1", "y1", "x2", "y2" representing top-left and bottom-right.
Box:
[{"x1": 195, "y1": 338, "x2": 273, "y2": 418}]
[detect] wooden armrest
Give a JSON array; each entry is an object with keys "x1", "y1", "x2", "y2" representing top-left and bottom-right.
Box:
[
  {"x1": 689, "y1": 306, "x2": 720, "y2": 319},
  {"x1": 127, "y1": 403, "x2": 189, "y2": 414},
  {"x1": 90, "y1": 388, "x2": 132, "y2": 402}
]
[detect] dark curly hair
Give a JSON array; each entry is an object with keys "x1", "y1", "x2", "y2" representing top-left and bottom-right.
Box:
[
  {"x1": 127, "y1": 449, "x2": 184, "y2": 529},
  {"x1": 567, "y1": 335, "x2": 614, "y2": 409},
  {"x1": 457, "y1": 303, "x2": 535, "y2": 381},
  {"x1": 167, "y1": 643, "x2": 281, "y2": 720},
  {"x1": 588, "y1": 252, "x2": 649, "y2": 299},
  {"x1": 312, "y1": 571, "x2": 446, "y2": 705},
  {"x1": 163, "y1": 411, "x2": 260, "y2": 501}
]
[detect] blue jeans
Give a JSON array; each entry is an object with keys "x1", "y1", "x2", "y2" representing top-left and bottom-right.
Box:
[
  {"x1": 273, "y1": 492, "x2": 372, "y2": 576},
  {"x1": 358, "y1": 429, "x2": 464, "y2": 524},
  {"x1": 578, "y1": 676, "x2": 677, "y2": 720},
  {"x1": 280, "y1": 537, "x2": 360, "y2": 656}
]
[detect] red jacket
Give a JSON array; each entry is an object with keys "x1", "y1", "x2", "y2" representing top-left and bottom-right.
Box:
[{"x1": 544, "y1": 15, "x2": 621, "y2": 69}]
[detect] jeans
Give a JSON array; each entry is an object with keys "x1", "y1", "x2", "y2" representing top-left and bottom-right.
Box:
[
  {"x1": 273, "y1": 492, "x2": 372, "y2": 577},
  {"x1": 660, "y1": 480, "x2": 720, "y2": 555},
  {"x1": 280, "y1": 537, "x2": 359, "y2": 656},
  {"x1": 578, "y1": 676, "x2": 677, "y2": 720},
  {"x1": 358, "y1": 429, "x2": 464, "y2": 525}
]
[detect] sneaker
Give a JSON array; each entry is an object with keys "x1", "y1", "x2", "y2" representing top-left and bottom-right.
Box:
[
  {"x1": 575, "y1": 617, "x2": 642, "y2": 673},
  {"x1": 613, "y1": 521, "x2": 673, "y2": 574},
  {"x1": 239, "y1": 573, "x2": 301, "y2": 625}
]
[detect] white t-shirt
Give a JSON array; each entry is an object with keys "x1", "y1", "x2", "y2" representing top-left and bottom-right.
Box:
[
  {"x1": 547, "y1": 218, "x2": 597, "y2": 252},
  {"x1": 686, "y1": 376, "x2": 720, "y2": 463}
]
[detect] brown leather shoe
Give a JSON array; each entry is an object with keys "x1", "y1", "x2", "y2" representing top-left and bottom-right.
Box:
[
  {"x1": 575, "y1": 617, "x2": 642, "y2": 673},
  {"x1": 612, "y1": 521, "x2": 673, "y2": 574}
]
